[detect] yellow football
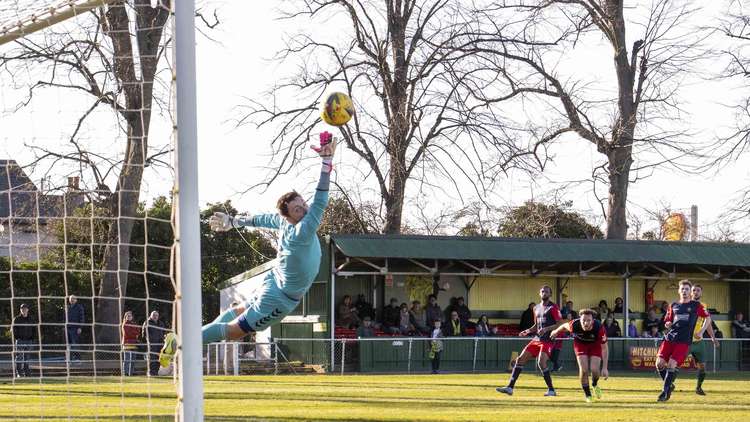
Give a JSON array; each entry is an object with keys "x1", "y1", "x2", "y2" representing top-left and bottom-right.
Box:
[{"x1": 321, "y1": 92, "x2": 355, "y2": 126}]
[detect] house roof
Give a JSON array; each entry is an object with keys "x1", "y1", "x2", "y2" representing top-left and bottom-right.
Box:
[{"x1": 1, "y1": 159, "x2": 84, "y2": 220}]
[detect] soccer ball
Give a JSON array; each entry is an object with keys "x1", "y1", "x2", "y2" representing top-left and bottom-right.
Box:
[{"x1": 321, "y1": 92, "x2": 355, "y2": 126}]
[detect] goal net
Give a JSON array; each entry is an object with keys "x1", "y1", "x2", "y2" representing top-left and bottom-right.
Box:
[{"x1": 0, "y1": 0, "x2": 202, "y2": 420}]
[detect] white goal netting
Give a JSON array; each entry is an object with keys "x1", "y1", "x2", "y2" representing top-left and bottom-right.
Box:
[{"x1": 0, "y1": 0, "x2": 200, "y2": 420}]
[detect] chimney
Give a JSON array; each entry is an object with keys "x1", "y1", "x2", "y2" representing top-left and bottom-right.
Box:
[{"x1": 67, "y1": 176, "x2": 80, "y2": 191}]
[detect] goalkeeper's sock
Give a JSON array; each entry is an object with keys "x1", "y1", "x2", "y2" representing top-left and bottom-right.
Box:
[
  {"x1": 202, "y1": 322, "x2": 229, "y2": 343},
  {"x1": 212, "y1": 306, "x2": 239, "y2": 324}
]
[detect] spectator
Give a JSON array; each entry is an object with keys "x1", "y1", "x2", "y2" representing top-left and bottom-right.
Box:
[
  {"x1": 337, "y1": 295, "x2": 359, "y2": 329},
  {"x1": 613, "y1": 297, "x2": 624, "y2": 313},
  {"x1": 604, "y1": 315, "x2": 621, "y2": 338},
  {"x1": 409, "y1": 300, "x2": 430, "y2": 335},
  {"x1": 121, "y1": 310, "x2": 140, "y2": 376},
  {"x1": 354, "y1": 294, "x2": 375, "y2": 321},
  {"x1": 381, "y1": 298, "x2": 401, "y2": 334},
  {"x1": 444, "y1": 310, "x2": 466, "y2": 337},
  {"x1": 732, "y1": 312, "x2": 750, "y2": 338},
  {"x1": 429, "y1": 320, "x2": 444, "y2": 374},
  {"x1": 642, "y1": 308, "x2": 660, "y2": 334},
  {"x1": 475, "y1": 315, "x2": 492, "y2": 337},
  {"x1": 425, "y1": 294, "x2": 443, "y2": 326},
  {"x1": 66, "y1": 295, "x2": 85, "y2": 362},
  {"x1": 142, "y1": 310, "x2": 166, "y2": 376},
  {"x1": 455, "y1": 297, "x2": 473, "y2": 327},
  {"x1": 356, "y1": 316, "x2": 375, "y2": 338},
  {"x1": 397, "y1": 303, "x2": 416, "y2": 335},
  {"x1": 12, "y1": 303, "x2": 35, "y2": 377},
  {"x1": 519, "y1": 302, "x2": 535, "y2": 332},
  {"x1": 596, "y1": 300, "x2": 611, "y2": 320},
  {"x1": 643, "y1": 325, "x2": 663, "y2": 339},
  {"x1": 561, "y1": 301, "x2": 577, "y2": 319},
  {"x1": 658, "y1": 301, "x2": 670, "y2": 331},
  {"x1": 627, "y1": 318, "x2": 638, "y2": 337},
  {"x1": 444, "y1": 297, "x2": 458, "y2": 322}
]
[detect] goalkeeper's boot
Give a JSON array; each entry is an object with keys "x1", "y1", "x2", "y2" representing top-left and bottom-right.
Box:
[
  {"x1": 593, "y1": 385, "x2": 603, "y2": 400},
  {"x1": 159, "y1": 332, "x2": 177, "y2": 368},
  {"x1": 495, "y1": 386, "x2": 513, "y2": 396}
]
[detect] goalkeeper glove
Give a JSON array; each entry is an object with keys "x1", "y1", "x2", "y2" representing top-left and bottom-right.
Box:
[{"x1": 208, "y1": 212, "x2": 233, "y2": 232}]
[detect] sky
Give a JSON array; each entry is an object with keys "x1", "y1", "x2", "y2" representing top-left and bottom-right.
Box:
[{"x1": 1, "y1": 0, "x2": 749, "y2": 240}]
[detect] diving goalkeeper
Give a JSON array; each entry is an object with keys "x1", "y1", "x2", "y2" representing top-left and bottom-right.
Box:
[{"x1": 159, "y1": 132, "x2": 336, "y2": 367}]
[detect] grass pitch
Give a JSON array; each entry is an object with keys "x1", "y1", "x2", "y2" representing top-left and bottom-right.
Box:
[{"x1": 1, "y1": 372, "x2": 749, "y2": 421}]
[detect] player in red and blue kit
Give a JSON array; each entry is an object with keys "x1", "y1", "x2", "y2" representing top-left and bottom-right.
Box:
[
  {"x1": 496, "y1": 285, "x2": 564, "y2": 397},
  {"x1": 551, "y1": 308, "x2": 609, "y2": 403},
  {"x1": 655, "y1": 279, "x2": 714, "y2": 402}
]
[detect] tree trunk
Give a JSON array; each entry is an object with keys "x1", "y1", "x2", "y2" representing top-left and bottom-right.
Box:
[{"x1": 605, "y1": 145, "x2": 632, "y2": 240}]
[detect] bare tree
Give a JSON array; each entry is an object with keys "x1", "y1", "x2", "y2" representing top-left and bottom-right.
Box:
[
  {"x1": 470, "y1": 0, "x2": 706, "y2": 239},
  {"x1": 235, "y1": 0, "x2": 548, "y2": 234},
  {"x1": 1, "y1": 0, "x2": 171, "y2": 344}
]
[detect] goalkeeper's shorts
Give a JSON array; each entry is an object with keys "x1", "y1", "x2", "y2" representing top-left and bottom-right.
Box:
[{"x1": 236, "y1": 271, "x2": 301, "y2": 333}]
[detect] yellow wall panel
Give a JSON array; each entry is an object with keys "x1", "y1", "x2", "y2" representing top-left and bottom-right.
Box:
[{"x1": 470, "y1": 277, "x2": 558, "y2": 310}]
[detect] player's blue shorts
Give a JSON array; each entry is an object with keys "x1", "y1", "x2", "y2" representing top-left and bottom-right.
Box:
[{"x1": 236, "y1": 271, "x2": 301, "y2": 333}]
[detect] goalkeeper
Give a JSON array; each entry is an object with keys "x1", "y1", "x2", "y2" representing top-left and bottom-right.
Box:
[{"x1": 160, "y1": 132, "x2": 336, "y2": 366}]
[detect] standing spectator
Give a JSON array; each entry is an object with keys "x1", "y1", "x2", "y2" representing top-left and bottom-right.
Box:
[
  {"x1": 356, "y1": 316, "x2": 375, "y2": 338},
  {"x1": 142, "y1": 310, "x2": 166, "y2": 376},
  {"x1": 409, "y1": 300, "x2": 429, "y2": 335},
  {"x1": 475, "y1": 315, "x2": 492, "y2": 337},
  {"x1": 604, "y1": 316, "x2": 621, "y2": 338},
  {"x1": 732, "y1": 312, "x2": 750, "y2": 338},
  {"x1": 121, "y1": 310, "x2": 140, "y2": 376},
  {"x1": 627, "y1": 318, "x2": 638, "y2": 337},
  {"x1": 381, "y1": 298, "x2": 401, "y2": 334},
  {"x1": 596, "y1": 300, "x2": 610, "y2": 321},
  {"x1": 429, "y1": 320, "x2": 444, "y2": 374},
  {"x1": 642, "y1": 308, "x2": 660, "y2": 335},
  {"x1": 12, "y1": 303, "x2": 35, "y2": 377},
  {"x1": 444, "y1": 311, "x2": 466, "y2": 337},
  {"x1": 561, "y1": 301, "x2": 577, "y2": 319},
  {"x1": 425, "y1": 294, "x2": 443, "y2": 327},
  {"x1": 66, "y1": 295, "x2": 85, "y2": 362},
  {"x1": 613, "y1": 297, "x2": 624, "y2": 313},
  {"x1": 337, "y1": 295, "x2": 359, "y2": 329},
  {"x1": 354, "y1": 294, "x2": 375, "y2": 321},
  {"x1": 455, "y1": 297, "x2": 473, "y2": 328},
  {"x1": 519, "y1": 302, "x2": 535, "y2": 332}
]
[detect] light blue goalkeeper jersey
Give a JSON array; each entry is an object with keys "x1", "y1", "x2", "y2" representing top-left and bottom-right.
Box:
[{"x1": 234, "y1": 188, "x2": 328, "y2": 299}]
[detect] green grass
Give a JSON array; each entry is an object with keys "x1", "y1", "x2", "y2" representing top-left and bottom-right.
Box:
[{"x1": 1, "y1": 372, "x2": 750, "y2": 421}]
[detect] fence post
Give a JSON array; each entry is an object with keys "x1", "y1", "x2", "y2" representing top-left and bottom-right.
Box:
[
  {"x1": 214, "y1": 343, "x2": 219, "y2": 375},
  {"x1": 408, "y1": 338, "x2": 413, "y2": 374},
  {"x1": 233, "y1": 342, "x2": 239, "y2": 376},
  {"x1": 340, "y1": 340, "x2": 346, "y2": 375},
  {"x1": 223, "y1": 342, "x2": 228, "y2": 375},
  {"x1": 274, "y1": 341, "x2": 279, "y2": 375},
  {"x1": 206, "y1": 344, "x2": 210, "y2": 375},
  {"x1": 713, "y1": 340, "x2": 717, "y2": 373},
  {"x1": 472, "y1": 337, "x2": 479, "y2": 372}
]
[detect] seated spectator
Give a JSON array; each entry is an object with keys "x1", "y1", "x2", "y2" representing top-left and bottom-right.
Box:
[
  {"x1": 561, "y1": 301, "x2": 577, "y2": 319},
  {"x1": 642, "y1": 325, "x2": 663, "y2": 339},
  {"x1": 443, "y1": 311, "x2": 466, "y2": 337},
  {"x1": 627, "y1": 318, "x2": 638, "y2": 337},
  {"x1": 409, "y1": 300, "x2": 430, "y2": 335},
  {"x1": 658, "y1": 301, "x2": 670, "y2": 330},
  {"x1": 642, "y1": 308, "x2": 660, "y2": 334},
  {"x1": 596, "y1": 300, "x2": 611, "y2": 320},
  {"x1": 337, "y1": 295, "x2": 359, "y2": 329},
  {"x1": 604, "y1": 315, "x2": 621, "y2": 337},
  {"x1": 519, "y1": 302, "x2": 535, "y2": 332},
  {"x1": 706, "y1": 319, "x2": 723, "y2": 339},
  {"x1": 425, "y1": 294, "x2": 443, "y2": 326},
  {"x1": 475, "y1": 315, "x2": 492, "y2": 337},
  {"x1": 397, "y1": 303, "x2": 416, "y2": 335},
  {"x1": 355, "y1": 294, "x2": 375, "y2": 320},
  {"x1": 613, "y1": 297, "x2": 624, "y2": 313},
  {"x1": 732, "y1": 312, "x2": 750, "y2": 338},
  {"x1": 356, "y1": 316, "x2": 375, "y2": 338},
  {"x1": 455, "y1": 297, "x2": 473, "y2": 328},
  {"x1": 381, "y1": 298, "x2": 401, "y2": 334}
]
